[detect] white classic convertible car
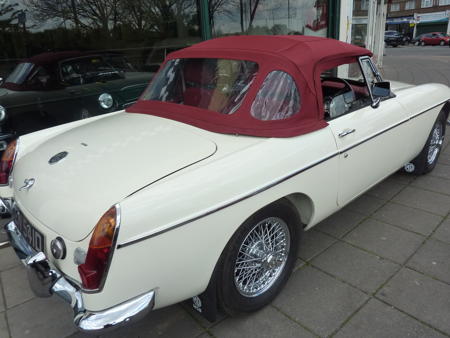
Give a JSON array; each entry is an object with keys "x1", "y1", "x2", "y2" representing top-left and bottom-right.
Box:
[{"x1": 1, "y1": 36, "x2": 449, "y2": 333}]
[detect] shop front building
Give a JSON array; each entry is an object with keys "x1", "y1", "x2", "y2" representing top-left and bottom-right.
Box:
[
  {"x1": 0, "y1": 0, "x2": 341, "y2": 80},
  {"x1": 386, "y1": 0, "x2": 450, "y2": 38}
]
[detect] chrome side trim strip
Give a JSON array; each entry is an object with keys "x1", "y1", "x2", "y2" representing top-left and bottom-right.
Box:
[
  {"x1": 118, "y1": 100, "x2": 448, "y2": 249},
  {"x1": 409, "y1": 101, "x2": 447, "y2": 120}
]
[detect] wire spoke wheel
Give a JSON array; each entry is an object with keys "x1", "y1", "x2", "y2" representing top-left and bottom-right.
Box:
[
  {"x1": 427, "y1": 122, "x2": 443, "y2": 165},
  {"x1": 233, "y1": 217, "x2": 290, "y2": 298}
]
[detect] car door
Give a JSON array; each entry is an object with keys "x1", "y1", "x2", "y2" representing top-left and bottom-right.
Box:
[
  {"x1": 327, "y1": 57, "x2": 411, "y2": 206},
  {"x1": 422, "y1": 34, "x2": 432, "y2": 45},
  {"x1": 430, "y1": 33, "x2": 440, "y2": 45}
]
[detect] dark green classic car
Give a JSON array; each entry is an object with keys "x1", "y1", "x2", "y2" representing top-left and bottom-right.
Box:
[{"x1": 0, "y1": 51, "x2": 153, "y2": 150}]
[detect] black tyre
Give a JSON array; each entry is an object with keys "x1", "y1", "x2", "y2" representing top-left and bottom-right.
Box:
[
  {"x1": 440, "y1": 40, "x2": 445, "y2": 46},
  {"x1": 217, "y1": 199, "x2": 301, "y2": 315},
  {"x1": 410, "y1": 112, "x2": 446, "y2": 175},
  {"x1": 420, "y1": 41, "x2": 425, "y2": 46}
]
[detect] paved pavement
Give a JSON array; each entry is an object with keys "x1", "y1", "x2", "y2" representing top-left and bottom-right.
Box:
[{"x1": 1, "y1": 45, "x2": 450, "y2": 338}]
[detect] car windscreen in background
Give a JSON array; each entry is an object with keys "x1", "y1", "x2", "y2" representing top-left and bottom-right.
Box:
[{"x1": 5, "y1": 63, "x2": 35, "y2": 85}]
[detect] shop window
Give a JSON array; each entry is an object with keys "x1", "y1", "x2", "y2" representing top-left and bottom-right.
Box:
[
  {"x1": 361, "y1": 0, "x2": 369, "y2": 11},
  {"x1": 405, "y1": 0, "x2": 416, "y2": 9},
  {"x1": 211, "y1": 0, "x2": 329, "y2": 38},
  {"x1": 251, "y1": 71, "x2": 301, "y2": 121},
  {"x1": 421, "y1": 0, "x2": 433, "y2": 8},
  {"x1": 390, "y1": 3, "x2": 400, "y2": 11}
]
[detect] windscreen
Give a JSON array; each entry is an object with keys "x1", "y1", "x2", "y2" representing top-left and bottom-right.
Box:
[
  {"x1": 142, "y1": 58, "x2": 258, "y2": 115},
  {"x1": 5, "y1": 62, "x2": 35, "y2": 85}
]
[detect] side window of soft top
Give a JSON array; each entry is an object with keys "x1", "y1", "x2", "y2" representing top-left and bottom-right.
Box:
[{"x1": 251, "y1": 71, "x2": 301, "y2": 121}]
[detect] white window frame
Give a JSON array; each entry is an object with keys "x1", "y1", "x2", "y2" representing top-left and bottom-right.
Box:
[
  {"x1": 439, "y1": 0, "x2": 450, "y2": 5},
  {"x1": 361, "y1": 0, "x2": 369, "y2": 10},
  {"x1": 421, "y1": 0, "x2": 433, "y2": 8},
  {"x1": 405, "y1": 0, "x2": 416, "y2": 10},
  {"x1": 390, "y1": 3, "x2": 400, "y2": 11}
]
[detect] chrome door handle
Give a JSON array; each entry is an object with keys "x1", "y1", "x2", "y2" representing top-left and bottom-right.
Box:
[{"x1": 338, "y1": 129, "x2": 356, "y2": 138}]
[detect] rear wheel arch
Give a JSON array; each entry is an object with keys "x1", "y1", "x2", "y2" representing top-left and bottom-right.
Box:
[{"x1": 442, "y1": 101, "x2": 450, "y2": 121}]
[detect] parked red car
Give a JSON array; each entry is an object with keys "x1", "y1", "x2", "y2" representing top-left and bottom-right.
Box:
[{"x1": 419, "y1": 32, "x2": 450, "y2": 46}]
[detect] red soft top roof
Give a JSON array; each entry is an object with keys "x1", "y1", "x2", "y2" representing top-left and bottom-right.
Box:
[
  {"x1": 128, "y1": 35, "x2": 373, "y2": 138},
  {"x1": 179, "y1": 35, "x2": 372, "y2": 68}
]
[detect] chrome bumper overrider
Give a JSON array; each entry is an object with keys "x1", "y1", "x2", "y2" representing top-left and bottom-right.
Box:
[
  {"x1": 5, "y1": 220, "x2": 155, "y2": 334},
  {"x1": 0, "y1": 197, "x2": 12, "y2": 217}
]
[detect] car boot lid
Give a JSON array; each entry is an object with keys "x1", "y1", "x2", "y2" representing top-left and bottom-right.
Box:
[{"x1": 12, "y1": 112, "x2": 217, "y2": 241}]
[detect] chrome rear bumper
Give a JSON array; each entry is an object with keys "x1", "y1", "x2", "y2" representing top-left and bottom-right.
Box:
[{"x1": 5, "y1": 220, "x2": 155, "y2": 334}]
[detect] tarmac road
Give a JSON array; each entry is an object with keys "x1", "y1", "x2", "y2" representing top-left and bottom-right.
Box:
[{"x1": 382, "y1": 44, "x2": 450, "y2": 86}]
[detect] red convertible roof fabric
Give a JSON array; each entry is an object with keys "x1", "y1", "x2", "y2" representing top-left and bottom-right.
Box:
[{"x1": 128, "y1": 35, "x2": 373, "y2": 137}]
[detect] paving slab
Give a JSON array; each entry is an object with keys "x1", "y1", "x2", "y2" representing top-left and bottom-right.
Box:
[
  {"x1": 365, "y1": 178, "x2": 406, "y2": 200},
  {"x1": 439, "y1": 152, "x2": 450, "y2": 166},
  {"x1": 0, "y1": 248, "x2": 20, "y2": 272},
  {"x1": 0, "y1": 312, "x2": 9, "y2": 338},
  {"x1": 100, "y1": 305, "x2": 203, "y2": 338},
  {"x1": 314, "y1": 209, "x2": 365, "y2": 238},
  {"x1": 344, "y1": 195, "x2": 385, "y2": 216},
  {"x1": 407, "y1": 238, "x2": 450, "y2": 284},
  {"x1": 335, "y1": 298, "x2": 446, "y2": 338},
  {"x1": 393, "y1": 186, "x2": 450, "y2": 216},
  {"x1": 377, "y1": 268, "x2": 450, "y2": 335},
  {"x1": 66, "y1": 332, "x2": 98, "y2": 338},
  {"x1": 312, "y1": 242, "x2": 399, "y2": 293},
  {"x1": 211, "y1": 306, "x2": 314, "y2": 338},
  {"x1": 388, "y1": 171, "x2": 416, "y2": 184},
  {"x1": 429, "y1": 163, "x2": 450, "y2": 181},
  {"x1": 180, "y1": 302, "x2": 227, "y2": 330},
  {"x1": 344, "y1": 219, "x2": 424, "y2": 264},
  {"x1": 432, "y1": 217, "x2": 450, "y2": 243},
  {"x1": 7, "y1": 297, "x2": 77, "y2": 338},
  {"x1": 0, "y1": 280, "x2": 4, "y2": 313},
  {"x1": 1, "y1": 266, "x2": 35, "y2": 309},
  {"x1": 372, "y1": 202, "x2": 443, "y2": 236},
  {"x1": 411, "y1": 175, "x2": 450, "y2": 197},
  {"x1": 294, "y1": 258, "x2": 306, "y2": 271},
  {"x1": 298, "y1": 230, "x2": 336, "y2": 261},
  {"x1": 273, "y1": 266, "x2": 368, "y2": 337}
]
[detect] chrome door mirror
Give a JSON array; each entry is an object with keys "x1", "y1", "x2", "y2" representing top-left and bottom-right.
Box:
[
  {"x1": 371, "y1": 97, "x2": 381, "y2": 108},
  {"x1": 372, "y1": 81, "x2": 391, "y2": 98}
]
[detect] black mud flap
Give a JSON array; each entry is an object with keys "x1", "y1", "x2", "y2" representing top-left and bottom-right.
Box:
[{"x1": 188, "y1": 274, "x2": 218, "y2": 322}]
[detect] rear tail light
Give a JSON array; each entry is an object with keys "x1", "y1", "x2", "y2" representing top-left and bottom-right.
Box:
[
  {"x1": 78, "y1": 205, "x2": 120, "y2": 290},
  {"x1": 0, "y1": 140, "x2": 18, "y2": 185}
]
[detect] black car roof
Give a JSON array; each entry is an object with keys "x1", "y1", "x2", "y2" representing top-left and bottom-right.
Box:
[{"x1": 23, "y1": 51, "x2": 122, "y2": 66}]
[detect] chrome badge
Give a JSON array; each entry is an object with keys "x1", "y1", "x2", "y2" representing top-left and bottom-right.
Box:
[
  {"x1": 49, "y1": 151, "x2": 68, "y2": 164},
  {"x1": 19, "y1": 178, "x2": 35, "y2": 191}
]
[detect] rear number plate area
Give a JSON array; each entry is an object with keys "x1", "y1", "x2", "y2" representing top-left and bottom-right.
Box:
[{"x1": 14, "y1": 210, "x2": 45, "y2": 253}]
